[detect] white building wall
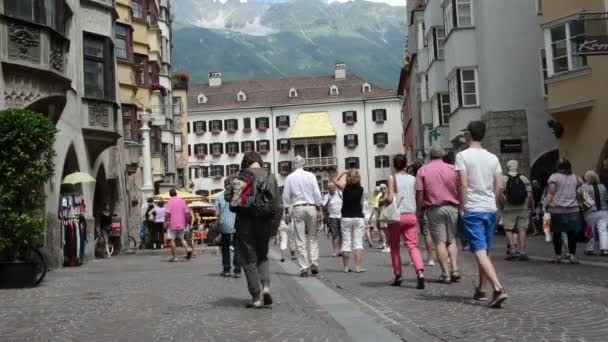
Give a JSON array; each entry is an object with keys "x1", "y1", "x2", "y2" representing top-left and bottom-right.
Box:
[{"x1": 188, "y1": 97, "x2": 402, "y2": 194}]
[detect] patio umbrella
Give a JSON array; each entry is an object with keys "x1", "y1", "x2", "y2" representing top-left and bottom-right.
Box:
[
  {"x1": 154, "y1": 191, "x2": 204, "y2": 203},
  {"x1": 62, "y1": 172, "x2": 96, "y2": 185},
  {"x1": 188, "y1": 201, "x2": 214, "y2": 209}
]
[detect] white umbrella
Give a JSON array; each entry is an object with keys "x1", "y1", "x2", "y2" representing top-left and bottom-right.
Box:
[{"x1": 62, "y1": 172, "x2": 96, "y2": 185}]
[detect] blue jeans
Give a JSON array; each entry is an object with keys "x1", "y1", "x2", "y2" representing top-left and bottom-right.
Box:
[{"x1": 463, "y1": 212, "x2": 497, "y2": 253}]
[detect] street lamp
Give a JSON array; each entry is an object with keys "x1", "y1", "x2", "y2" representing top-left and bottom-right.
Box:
[{"x1": 139, "y1": 108, "x2": 154, "y2": 202}]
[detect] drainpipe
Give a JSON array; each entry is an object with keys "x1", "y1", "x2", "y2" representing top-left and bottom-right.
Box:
[{"x1": 363, "y1": 100, "x2": 371, "y2": 191}]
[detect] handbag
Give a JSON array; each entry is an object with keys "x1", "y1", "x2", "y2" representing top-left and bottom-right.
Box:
[
  {"x1": 576, "y1": 183, "x2": 595, "y2": 212},
  {"x1": 379, "y1": 175, "x2": 403, "y2": 225}
]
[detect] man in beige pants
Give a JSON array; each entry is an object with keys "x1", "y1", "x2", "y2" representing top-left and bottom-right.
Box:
[{"x1": 283, "y1": 156, "x2": 323, "y2": 277}]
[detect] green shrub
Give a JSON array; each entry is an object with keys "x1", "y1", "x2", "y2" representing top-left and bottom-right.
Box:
[{"x1": 0, "y1": 109, "x2": 57, "y2": 253}]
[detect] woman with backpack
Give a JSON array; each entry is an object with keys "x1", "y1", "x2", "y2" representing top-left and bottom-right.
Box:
[
  {"x1": 582, "y1": 171, "x2": 608, "y2": 256},
  {"x1": 230, "y1": 151, "x2": 282, "y2": 308},
  {"x1": 543, "y1": 158, "x2": 584, "y2": 264}
]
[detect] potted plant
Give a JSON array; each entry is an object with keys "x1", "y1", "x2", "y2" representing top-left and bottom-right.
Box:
[
  {"x1": 195, "y1": 153, "x2": 206, "y2": 159},
  {"x1": 257, "y1": 126, "x2": 268, "y2": 132},
  {"x1": 195, "y1": 130, "x2": 205, "y2": 136},
  {"x1": 0, "y1": 109, "x2": 57, "y2": 288},
  {"x1": 150, "y1": 83, "x2": 167, "y2": 96},
  {"x1": 259, "y1": 149, "x2": 269, "y2": 155},
  {"x1": 211, "y1": 129, "x2": 221, "y2": 135},
  {"x1": 243, "y1": 127, "x2": 252, "y2": 133}
]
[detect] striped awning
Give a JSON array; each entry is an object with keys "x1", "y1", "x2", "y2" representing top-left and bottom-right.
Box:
[{"x1": 289, "y1": 112, "x2": 336, "y2": 139}]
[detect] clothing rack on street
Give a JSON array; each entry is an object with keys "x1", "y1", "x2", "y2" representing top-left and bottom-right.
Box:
[{"x1": 59, "y1": 193, "x2": 88, "y2": 267}]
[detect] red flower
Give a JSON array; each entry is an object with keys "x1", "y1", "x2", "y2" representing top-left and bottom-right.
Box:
[
  {"x1": 376, "y1": 143, "x2": 385, "y2": 148},
  {"x1": 211, "y1": 129, "x2": 221, "y2": 135},
  {"x1": 347, "y1": 144, "x2": 357, "y2": 149},
  {"x1": 212, "y1": 153, "x2": 221, "y2": 158},
  {"x1": 195, "y1": 154, "x2": 206, "y2": 159},
  {"x1": 280, "y1": 149, "x2": 289, "y2": 154},
  {"x1": 227, "y1": 129, "x2": 236, "y2": 134},
  {"x1": 257, "y1": 127, "x2": 268, "y2": 132},
  {"x1": 278, "y1": 125, "x2": 288, "y2": 130},
  {"x1": 228, "y1": 152, "x2": 237, "y2": 157},
  {"x1": 259, "y1": 150, "x2": 268, "y2": 155},
  {"x1": 243, "y1": 128, "x2": 252, "y2": 133},
  {"x1": 195, "y1": 130, "x2": 205, "y2": 136}
]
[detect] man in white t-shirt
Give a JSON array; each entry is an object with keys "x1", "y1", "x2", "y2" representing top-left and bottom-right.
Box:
[
  {"x1": 323, "y1": 183, "x2": 343, "y2": 257},
  {"x1": 455, "y1": 121, "x2": 508, "y2": 308}
]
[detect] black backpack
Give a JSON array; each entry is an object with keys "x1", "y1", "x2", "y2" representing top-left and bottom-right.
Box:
[
  {"x1": 505, "y1": 174, "x2": 528, "y2": 205},
  {"x1": 225, "y1": 169, "x2": 275, "y2": 218}
]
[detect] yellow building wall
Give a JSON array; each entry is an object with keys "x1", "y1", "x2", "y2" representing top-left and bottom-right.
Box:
[
  {"x1": 542, "y1": 0, "x2": 604, "y2": 22},
  {"x1": 174, "y1": 88, "x2": 189, "y2": 188}
]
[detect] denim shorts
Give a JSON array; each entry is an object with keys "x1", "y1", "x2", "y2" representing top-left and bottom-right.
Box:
[
  {"x1": 463, "y1": 212, "x2": 497, "y2": 253},
  {"x1": 551, "y1": 212, "x2": 583, "y2": 234}
]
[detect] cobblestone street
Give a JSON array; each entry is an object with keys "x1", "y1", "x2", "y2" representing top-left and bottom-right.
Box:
[{"x1": 1, "y1": 235, "x2": 607, "y2": 342}]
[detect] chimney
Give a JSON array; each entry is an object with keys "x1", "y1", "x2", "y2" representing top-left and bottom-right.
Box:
[
  {"x1": 209, "y1": 71, "x2": 222, "y2": 87},
  {"x1": 335, "y1": 63, "x2": 346, "y2": 80}
]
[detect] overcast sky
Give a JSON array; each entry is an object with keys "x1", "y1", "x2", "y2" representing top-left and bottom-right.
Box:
[{"x1": 328, "y1": 0, "x2": 406, "y2": 6}]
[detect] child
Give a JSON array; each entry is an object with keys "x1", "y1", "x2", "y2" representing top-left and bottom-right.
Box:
[
  {"x1": 278, "y1": 213, "x2": 296, "y2": 262},
  {"x1": 362, "y1": 195, "x2": 374, "y2": 248}
]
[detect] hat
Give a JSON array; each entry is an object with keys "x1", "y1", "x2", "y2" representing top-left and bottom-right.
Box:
[{"x1": 429, "y1": 144, "x2": 446, "y2": 159}]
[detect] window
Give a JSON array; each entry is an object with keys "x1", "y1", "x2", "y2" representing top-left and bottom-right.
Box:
[
  {"x1": 174, "y1": 133, "x2": 182, "y2": 152},
  {"x1": 243, "y1": 118, "x2": 252, "y2": 131},
  {"x1": 84, "y1": 34, "x2": 115, "y2": 99},
  {"x1": 372, "y1": 109, "x2": 387, "y2": 123},
  {"x1": 122, "y1": 105, "x2": 139, "y2": 142},
  {"x1": 257, "y1": 140, "x2": 270, "y2": 153},
  {"x1": 535, "y1": 0, "x2": 542, "y2": 14},
  {"x1": 330, "y1": 85, "x2": 339, "y2": 95},
  {"x1": 197, "y1": 94, "x2": 207, "y2": 104},
  {"x1": 227, "y1": 164, "x2": 240, "y2": 176},
  {"x1": 134, "y1": 54, "x2": 148, "y2": 86},
  {"x1": 256, "y1": 117, "x2": 269, "y2": 131},
  {"x1": 194, "y1": 143, "x2": 207, "y2": 157},
  {"x1": 540, "y1": 49, "x2": 548, "y2": 96},
  {"x1": 375, "y1": 155, "x2": 390, "y2": 168},
  {"x1": 278, "y1": 161, "x2": 293, "y2": 175},
  {"x1": 150, "y1": 127, "x2": 161, "y2": 154},
  {"x1": 277, "y1": 139, "x2": 290, "y2": 152},
  {"x1": 241, "y1": 141, "x2": 255, "y2": 153},
  {"x1": 173, "y1": 97, "x2": 182, "y2": 116},
  {"x1": 439, "y1": 93, "x2": 451, "y2": 125},
  {"x1": 192, "y1": 166, "x2": 200, "y2": 179},
  {"x1": 226, "y1": 142, "x2": 239, "y2": 155},
  {"x1": 321, "y1": 143, "x2": 333, "y2": 157},
  {"x1": 177, "y1": 169, "x2": 184, "y2": 188},
  {"x1": 212, "y1": 165, "x2": 224, "y2": 178},
  {"x1": 211, "y1": 143, "x2": 223, "y2": 156},
  {"x1": 201, "y1": 166, "x2": 209, "y2": 178},
  {"x1": 344, "y1": 134, "x2": 358, "y2": 148},
  {"x1": 429, "y1": 27, "x2": 446, "y2": 60},
  {"x1": 210, "y1": 120, "x2": 222, "y2": 133},
  {"x1": 289, "y1": 88, "x2": 298, "y2": 98},
  {"x1": 374, "y1": 133, "x2": 388, "y2": 146},
  {"x1": 115, "y1": 24, "x2": 132, "y2": 61},
  {"x1": 132, "y1": 0, "x2": 145, "y2": 20},
  {"x1": 345, "y1": 157, "x2": 360, "y2": 169},
  {"x1": 448, "y1": 68, "x2": 478, "y2": 110},
  {"x1": 5, "y1": 0, "x2": 65, "y2": 33},
  {"x1": 362, "y1": 83, "x2": 371, "y2": 93},
  {"x1": 225, "y1": 119, "x2": 238, "y2": 132},
  {"x1": 342, "y1": 111, "x2": 357, "y2": 125},
  {"x1": 193, "y1": 121, "x2": 206, "y2": 135},
  {"x1": 237, "y1": 91, "x2": 247, "y2": 102},
  {"x1": 443, "y1": 0, "x2": 474, "y2": 34},
  {"x1": 548, "y1": 21, "x2": 588, "y2": 75},
  {"x1": 263, "y1": 162, "x2": 272, "y2": 172},
  {"x1": 276, "y1": 116, "x2": 290, "y2": 129},
  {"x1": 307, "y1": 144, "x2": 320, "y2": 158}
]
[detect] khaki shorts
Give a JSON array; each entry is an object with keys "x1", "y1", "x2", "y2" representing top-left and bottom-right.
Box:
[
  {"x1": 420, "y1": 211, "x2": 430, "y2": 237},
  {"x1": 167, "y1": 229, "x2": 185, "y2": 240},
  {"x1": 427, "y1": 205, "x2": 459, "y2": 244},
  {"x1": 502, "y1": 210, "x2": 529, "y2": 232}
]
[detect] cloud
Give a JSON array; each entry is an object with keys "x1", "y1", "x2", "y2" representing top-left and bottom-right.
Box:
[{"x1": 328, "y1": 0, "x2": 406, "y2": 6}]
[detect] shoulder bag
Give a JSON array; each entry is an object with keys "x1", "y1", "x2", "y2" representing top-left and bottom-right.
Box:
[{"x1": 379, "y1": 175, "x2": 403, "y2": 225}]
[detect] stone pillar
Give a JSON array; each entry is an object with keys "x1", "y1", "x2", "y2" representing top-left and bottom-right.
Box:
[{"x1": 139, "y1": 109, "x2": 154, "y2": 202}]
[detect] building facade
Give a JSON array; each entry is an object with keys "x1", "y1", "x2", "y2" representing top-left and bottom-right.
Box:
[
  {"x1": 0, "y1": 0, "x2": 129, "y2": 266},
  {"x1": 172, "y1": 74, "x2": 189, "y2": 190},
  {"x1": 115, "y1": 0, "x2": 175, "y2": 234},
  {"x1": 406, "y1": 0, "x2": 558, "y2": 177},
  {"x1": 186, "y1": 65, "x2": 403, "y2": 195},
  {"x1": 540, "y1": 0, "x2": 608, "y2": 176}
]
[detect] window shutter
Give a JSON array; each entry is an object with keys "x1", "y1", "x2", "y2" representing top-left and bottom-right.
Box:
[
  {"x1": 276, "y1": 116, "x2": 280, "y2": 128},
  {"x1": 244, "y1": 118, "x2": 250, "y2": 129},
  {"x1": 288, "y1": 161, "x2": 293, "y2": 172},
  {"x1": 457, "y1": 70, "x2": 463, "y2": 107},
  {"x1": 342, "y1": 112, "x2": 346, "y2": 123},
  {"x1": 224, "y1": 119, "x2": 229, "y2": 130},
  {"x1": 344, "y1": 135, "x2": 348, "y2": 146},
  {"x1": 276, "y1": 139, "x2": 280, "y2": 149},
  {"x1": 188, "y1": 145, "x2": 191, "y2": 155},
  {"x1": 235, "y1": 142, "x2": 240, "y2": 153},
  {"x1": 286, "y1": 139, "x2": 291, "y2": 150},
  {"x1": 256, "y1": 140, "x2": 260, "y2": 151},
  {"x1": 187, "y1": 122, "x2": 190, "y2": 133},
  {"x1": 104, "y1": 38, "x2": 115, "y2": 99},
  {"x1": 433, "y1": 28, "x2": 438, "y2": 59},
  {"x1": 202, "y1": 121, "x2": 207, "y2": 131},
  {"x1": 234, "y1": 119, "x2": 238, "y2": 130},
  {"x1": 383, "y1": 133, "x2": 388, "y2": 143},
  {"x1": 373, "y1": 133, "x2": 378, "y2": 145},
  {"x1": 219, "y1": 143, "x2": 224, "y2": 154},
  {"x1": 451, "y1": 0, "x2": 457, "y2": 26},
  {"x1": 355, "y1": 134, "x2": 359, "y2": 146},
  {"x1": 255, "y1": 118, "x2": 260, "y2": 129},
  {"x1": 219, "y1": 120, "x2": 223, "y2": 131},
  {"x1": 353, "y1": 111, "x2": 357, "y2": 122}
]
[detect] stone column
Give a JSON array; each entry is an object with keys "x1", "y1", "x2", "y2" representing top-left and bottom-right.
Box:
[{"x1": 139, "y1": 109, "x2": 154, "y2": 202}]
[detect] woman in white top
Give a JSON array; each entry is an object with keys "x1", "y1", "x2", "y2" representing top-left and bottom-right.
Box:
[
  {"x1": 385, "y1": 154, "x2": 425, "y2": 289},
  {"x1": 362, "y1": 194, "x2": 374, "y2": 248},
  {"x1": 582, "y1": 171, "x2": 608, "y2": 256},
  {"x1": 152, "y1": 201, "x2": 166, "y2": 249}
]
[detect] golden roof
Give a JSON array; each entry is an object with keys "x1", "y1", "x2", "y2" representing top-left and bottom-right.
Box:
[{"x1": 289, "y1": 112, "x2": 336, "y2": 139}]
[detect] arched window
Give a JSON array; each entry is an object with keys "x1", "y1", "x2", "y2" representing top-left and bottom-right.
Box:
[
  {"x1": 362, "y1": 82, "x2": 371, "y2": 93},
  {"x1": 237, "y1": 91, "x2": 247, "y2": 102},
  {"x1": 197, "y1": 94, "x2": 207, "y2": 104},
  {"x1": 289, "y1": 88, "x2": 298, "y2": 98},
  {"x1": 330, "y1": 85, "x2": 339, "y2": 95}
]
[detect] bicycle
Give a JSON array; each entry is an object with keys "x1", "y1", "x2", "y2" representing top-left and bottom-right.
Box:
[
  {"x1": 94, "y1": 228, "x2": 114, "y2": 258},
  {"x1": 18, "y1": 246, "x2": 47, "y2": 286},
  {"x1": 127, "y1": 234, "x2": 138, "y2": 249}
]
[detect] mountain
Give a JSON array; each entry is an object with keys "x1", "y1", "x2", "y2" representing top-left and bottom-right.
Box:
[{"x1": 171, "y1": 0, "x2": 407, "y2": 89}]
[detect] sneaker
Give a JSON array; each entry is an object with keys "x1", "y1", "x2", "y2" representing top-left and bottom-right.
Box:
[
  {"x1": 584, "y1": 250, "x2": 596, "y2": 256},
  {"x1": 221, "y1": 271, "x2": 231, "y2": 277},
  {"x1": 416, "y1": 272, "x2": 425, "y2": 290},
  {"x1": 233, "y1": 272, "x2": 241, "y2": 279},
  {"x1": 506, "y1": 253, "x2": 519, "y2": 261},
  {"x1": 568, "y1": 255, "x2": 580, "y2": 264},
  {"x1": 300, "y1": 270, "x2": 309, "y2": 277},
  {"x1": 488, "y1": 289, "x2": 508, "y2": 308},
  {"x1": 473, "y1": 287, "x2": 487, "y2": 301},
  {"x1": 382, "y1": 247, "x2": 391, "y2": 253},
  {"x1": 518, "y1": 253, "x2": 530, "y2": 261},
  {"x1": 551, "y1": 255, "x2": 564, "y2": 263},
  {"x1": 246, "y1": 300, "x2": 262, "y2": 309},
  {"x1": 426, "y1": 259, "x2": 435, "y2": 267},
  {"x1": 311, "y1": 264, "x2": 319, "y2": 276},
  {"x1": 262, "y1": 291, "x2": 273, "y2": 306}
]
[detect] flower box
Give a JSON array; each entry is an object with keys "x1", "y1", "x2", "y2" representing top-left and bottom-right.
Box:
[
  {"x1": 257, "y1": 127, "x2": 268, "y2": 132},
  {"x1": 280, "y1": 171, "x2": 289, "y2": 176},
  {"x1": 376, "y1": 143, "x2": 385, "y2": 148},
  {"x1": 259, "y1": 150, "x2": 269, "y2": 155},
  {"x1": 211, "y1": 129, "x2": 221, "y2": 135},
  {"x1": 243, "y1": 128, "x2": 252, "y2": 133},
  {"x1": 212, "y1": 153, "x2": 221, "y2": 158},
  {"x1": 213, "y1": 174, "x2": 222, "y2": 180},
  {"x1": 347, "y1": 144, "x2": 357, "y2": 149},
  {"x1": 345, "y1": 121, "x2": 355, "y2": 126},
  {"x1": 228, "y1": 152, "x2": 237, "y2": 157},
  {"x1": 227, "y1": 129, "x2": 237, "y2": 134},
  {"x1": 195, "y1": 154, "x2": 206, "y2": 159},
  {"x1": 279, "y1": 149, "x2": 289, "y2": 154},
  {"x1": 195, "y1": 131, "x2": 205, "y2": 136},
  {"x1": 150, "y1": 83, "x2": 167, "y2": 96},
  {"x1": 278, "y1": 125, "x2": 288, "y2": 130},
  {"x1": 374, "y1": 119, "x2": 385, "y2": 124}
]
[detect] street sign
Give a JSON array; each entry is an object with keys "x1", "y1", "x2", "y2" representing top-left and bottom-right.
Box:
[
  {"x1": 500, "y1": 139, "x2": 523, "y2": 153},
  {"x1": 577, "y1": 35, "x2": 608, "y2": 55}
]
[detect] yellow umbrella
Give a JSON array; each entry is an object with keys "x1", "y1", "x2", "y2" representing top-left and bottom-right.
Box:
[
  {"x1": 62, "y1": 172, "x2": 96, "y2": 184},
  {"x1": 154, "y1": 191, "x2": 203, "y2": 203},
  {"x1": 207, "y1": 191, "x2": 223, "y2": 202},
  {"x1": 188, "y1": 201, "x2": 214, "y2": 209}
]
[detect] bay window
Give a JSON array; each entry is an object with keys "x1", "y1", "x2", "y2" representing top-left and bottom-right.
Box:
[
  {"x1": 132, "y1": 0, "x2": 145, "y2": 20},
  {"x1": 428, "y1": 27, "x2": 446, "y2": 62},
  {"x1": 443, "y1": 0, "x2": 474, "y2": 35},
  {"x1": 84, "y1": 34, "x2": 115, "y2": 99},
  {"x1": 4, "y1": 0, "x2": 65, "y2": 33},
  {"x1": 448, "y1": 68, "x2": 478, "y2": 111},
  {"x1": 547, "y1": 21, "x2": 588, "y2": 75},
  {"x1": 115, "y1": 24, "x2": 132, "y2": 61}
]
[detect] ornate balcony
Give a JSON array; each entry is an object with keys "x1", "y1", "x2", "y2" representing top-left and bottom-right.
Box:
[{"x1": 304, "y1": 157, "x2": 337, "y2": 169}]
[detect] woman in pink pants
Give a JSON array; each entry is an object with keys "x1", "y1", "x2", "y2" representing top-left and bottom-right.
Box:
[{"x1": 385, "y1": 154, "x2": 425, "y2": 289}]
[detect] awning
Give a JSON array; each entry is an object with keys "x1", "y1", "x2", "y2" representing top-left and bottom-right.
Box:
[
  {"x1": 289, "y1": 112, "x2": 336, "y2": 139},
  {"x1": 154, "y1": 191, "x2": 204, "y2": 203}
]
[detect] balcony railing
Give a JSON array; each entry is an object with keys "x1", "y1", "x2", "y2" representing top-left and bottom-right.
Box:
[{"x1": 304, "y1": 157, "x2": 337, "y2": 169}]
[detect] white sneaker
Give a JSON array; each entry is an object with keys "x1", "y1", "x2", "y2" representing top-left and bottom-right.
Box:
[
  {"x1": 382, "y1": 247, "x2": 391, "y2": 253},
  {"x1": 230, "y1": 246, "x2": 234, "y2": 252},
  {"x1": 427, "y1": 259, "x2": 436, "y2": 267}
]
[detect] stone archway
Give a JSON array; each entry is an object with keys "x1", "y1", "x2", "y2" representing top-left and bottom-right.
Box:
[
  {"x1": 59, "y1": 145, "x2": 81, "y2": 195},
  {"x1": 598, "y1": 140, "x2": 608, "y2": 186},
  {"x1": 93, "y1": 165, "x2": 118, "y2": 216},
  {"x1": 530, "y1": 149, "x2": 559, "y2": 185}
]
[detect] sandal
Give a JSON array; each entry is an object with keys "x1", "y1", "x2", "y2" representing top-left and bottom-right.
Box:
[
  {"x1": 450, "y1": 271, "x2": 461, "y2": 282},
  {"x1": 438, "y1": 274, "x2": 451, "y2": 284},
  {"x1": 343, "y1": 268, "x2": 352, "y2": 273},
  {"x1": 355, "y1": 269, "x2": 366, "y2": 273}
]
